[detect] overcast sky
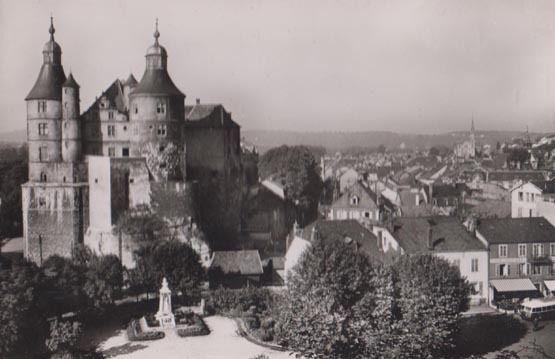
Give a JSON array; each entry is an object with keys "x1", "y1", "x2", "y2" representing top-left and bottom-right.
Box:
[{"x1": 2, "y1": 0, "x2": 555, "y2": 133}]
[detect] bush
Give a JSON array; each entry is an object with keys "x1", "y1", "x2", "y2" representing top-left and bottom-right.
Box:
[
  {"x1": 45, "y1": 319, "x2": 82, "y2": 354},
  {"x1": 176, "y1": 314, "x2": 210, "y2": 337},
  {"x1": 496, "y1": 299, "x2": 520, "y2": 312},
  {"x1": 261, "y1": 317, "x2": 275, "y2": 329},
  {"x1": 144, "y1": 313, "x2": 160, "y2": 328},
  {"x1": 243, "y1": 315, "x2": 260, "y2": 330},
  {"x1": 254, "y1": 328, "x2": 274, "y2": 342},
  {"x1": 126, "y1": 320, "x2": 164, "y2": 341},
  {"x1": 206, "y1": 287, "x2": 278, "y2": 315}
]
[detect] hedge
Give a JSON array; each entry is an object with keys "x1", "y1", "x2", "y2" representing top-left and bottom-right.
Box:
[{"x1": 126, "y1": 319, "x2": 164, "y2": 341}]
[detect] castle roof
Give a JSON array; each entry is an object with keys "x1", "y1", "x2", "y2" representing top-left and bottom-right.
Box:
[
  {"x1": 82, "y1": 79, "x2": 126, "y2": 117},
  {"x1": 26, "y1": 17, "x2": 66, "y2": 101},
  {"x1": 62, "y1": 73, "x2": 80, "y2": 89},
  {"x1": 132, "y1": 69, "x2": 184, "y2": 97},
  {"x1": 25, "y1": 63, "x2": 66, "y2": 100},
  {"x1": 123, "y1": 73, "x2": 138, "y2": 87},
  {"x1": 185, "y1": 104, "x2": 239, "y2": 128}
]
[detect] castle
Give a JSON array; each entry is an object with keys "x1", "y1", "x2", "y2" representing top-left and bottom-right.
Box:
[{"x1": 22, "y1": 18, "x2": 249, "y2": 266}]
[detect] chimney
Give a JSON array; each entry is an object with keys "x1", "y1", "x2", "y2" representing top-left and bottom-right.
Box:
[{"x1": 196, "y1": 98, "x2": 200, "y2": 105}]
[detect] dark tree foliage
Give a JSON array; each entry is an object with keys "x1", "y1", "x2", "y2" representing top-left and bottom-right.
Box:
[
  {"x1": 0, "y1": 145, "x2": 27, "y2": 238},
  {"x1": 276, "y1": 237, "x2": 472, "y2": 359},
  {"x1": 275, "y1": 236, "x2": 376, "y2": 358},
  {"x1": 45, "y1": 319, "x2": 82, "y2": 355},
  {"x1": 259, "y1": 145, "x2": 323, "y2": 225},
  {"x1": 115, "y1": 204, "x2": 168, "y2": 246},
  {"x1": 506, "y1": 148, "x2": 529, "y2": 164},
  {"x1": 42, "y1": 250, "x2": 124, "y2": 315},
  {"x1": 388, "y1": 255, "x2": 472, "y2": 358},
  {"x1": 131, "y1": 240, "x2": 205, "y2": 304},
  {"x1": 0, "y1": 260, "x2": 48, "y2": 357}
]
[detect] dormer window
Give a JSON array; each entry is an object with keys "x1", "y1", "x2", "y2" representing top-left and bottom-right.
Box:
[
  {"x1": 156, "y1": 102, "x2": 166, "y2": 114},
  {"x1": 108, "y1": 111, "x2": 114, "y2": 120},
  {"x1": 351, "y1": 196, "x2": 359, "y2": 206}
]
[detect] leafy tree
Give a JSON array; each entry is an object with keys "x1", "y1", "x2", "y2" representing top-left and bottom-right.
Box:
[
  {"x1": 275, "y1": 236, "x2": 375, "y2": 358},
  {"x1": 0, "y1": 260, "x2": 48, "y2": 357},
  {"x1": 45, "y1": 319, "x2": 82, "y2": 356},
  {"x1": 42, "y1": 255, "x2": 86, "y2": 313},
  {"x1": 115, "y1": 204, "x2": 167, "y2": 247},
  {"x1": 384, "y1": 255, "x2": 472, "y2": 358},
  {"x1": 259, "y1": 145, "x2": 323, "y2": 225},
  {"x1": 132, "y1": 240, "x2": 205, "y2": 304},
  {"x1": 82, "y1": 254, "x2": 123, "y2": 310},
  {"x1": 0, "y1": 145, "x2": 27, "y2": 238},
  {"x1": 276, "y1": 237, "x2": 472, "y2": 358}
]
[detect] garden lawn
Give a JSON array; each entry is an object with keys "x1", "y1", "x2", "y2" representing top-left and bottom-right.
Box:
[{"x1": 98, "y1": 316, "x2": 291, "y2": 359}]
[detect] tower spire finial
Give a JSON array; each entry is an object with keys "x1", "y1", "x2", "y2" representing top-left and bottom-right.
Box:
[
  {"x1": 154, "y1": 18, "x2": 160, "y2": 45},
  {"x1": 49, "y1": 15, "x2": 55, "y2": 40}
]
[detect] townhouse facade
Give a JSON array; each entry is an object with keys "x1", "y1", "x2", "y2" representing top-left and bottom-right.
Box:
[{"x1": 476, "y1": 217, "x2": 555, "y2": 300}]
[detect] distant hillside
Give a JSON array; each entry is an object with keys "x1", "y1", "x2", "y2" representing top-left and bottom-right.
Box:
[
  {"x1": 0, "y1": 128, "x2": 551, "y2": 153},
  {"x1": 243, "y1": 130, "x2": 552, "y2": 153},
  {"x1": 0, "y1": 129, "x2": 26, "y2": 144}
]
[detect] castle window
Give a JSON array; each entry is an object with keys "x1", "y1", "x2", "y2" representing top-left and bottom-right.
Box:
[
  {"x1": 38, "y1": 197, "x2": 46, "y2": 207},
  {"x1": 157, "y1": 124, "x2": 167, "y2": 137},
  {"x1": 123, "y1": 126, "x2": 127, "y2": 131},
  {"x1": 159, "y1": 145, "x2": 166, "y2": 152},
  {"x1": 351, "y1": 196, "x2": 359, "y2": 206},
  {"x1": 108, "y1": 147, "x2": 116, "y2": 157},
  {"x1": 38, "y1": 123, "x2": 48, "y2": 136},
  {"x1": 157, "y1": 102, "x2": 166, "y2": 114},
  {"x1": 134, "y1": 105, "x2": 138, "y2": 114},
  {"x1": 108, "y1": 111, "x2": 114, "y2": 120},
  {"x1": 38, "y1": 146, "x2": 48, "y2": 162},
  {"x1": 38, "y1": 101, "x2": 47, "y2": 113},
  {"x1": 122, "y1": 148, "x2": 129, "y2": 157},
  {"x1": 40, "y1": 172, "x2": 47, "y2": 182},
  {"x1": 107, "y1": 125, "x2": 116, "y2": 137}
]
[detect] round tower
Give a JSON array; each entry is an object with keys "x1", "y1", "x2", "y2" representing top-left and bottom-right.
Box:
[
  {"x1": 129, "y1": 19, "x2": 185, "y2": 160},
  {"x1": 62, "y1": 73, "x2": 81, "y2": 162},
  {"x1": 25, "y1": 17, "x2": 66, "y2": 182}
]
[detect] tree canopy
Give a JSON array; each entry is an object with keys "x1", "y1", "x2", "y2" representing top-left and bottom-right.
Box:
[
  {"x1": 276, "y1": 237, "x2": 472, "y2": 358},
  {"x1": 131, "y1": 240, "x2": 205, "y2": 304},
  {"x1": 259, "y1": 145, "x2": 323, "y2": 225}
]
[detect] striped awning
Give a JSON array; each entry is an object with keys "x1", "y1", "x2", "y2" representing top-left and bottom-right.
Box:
[
  {"x1": 490, "y1": 279, "x2": 537, "y2": 293},
  {"x1": 544, "y1": 280, "x2": 555, "y2": 292}
]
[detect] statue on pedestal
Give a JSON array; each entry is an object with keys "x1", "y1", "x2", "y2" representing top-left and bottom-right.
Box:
[{"x1": 155, "y1": 277, "x2": 176, "y2": 328}]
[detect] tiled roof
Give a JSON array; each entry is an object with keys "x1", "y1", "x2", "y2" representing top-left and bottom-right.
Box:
[
  {"x1": 184, "y1": 104, "x2": 240, "y2": 128},
  {"x1": 477, "y1": 217, "x2": 555, "y2": 244},
  {"x1": 210, "y1": 250, "x2": 263, "y2": 275},
  {"x1": 432, "y1": 183, "x2": 468, "y2": 199},
  {"x1": 392, "y1": 216, "x2": 486, "y2": 253},
  {"x1": 131, "y1": 69, "x2": 184, "y2": 97},
  {"x1": 300, "y1": 219, "x2": 383, "y2": 263},
  {"x1": 25, "y1": 63, "x2": 66, "y2": 100},
  {"x1": 488, "y1": 171, "x2": 547, "y2": 183},
  {"x1": 530, "y1": 178, "x2": 555, "y2": 194},
  {"x1": 82, "y1": 79, "x2": 126, "y2": 116},
  {"x1": 331, "y1": 181, "x2": 395, "y2": 212},
  {"x1": 62, "y1": 73, "x2": 80, "y2": 89},
  {"x1": 123, "y1": 73, "x2": 138, "y2": 87}
]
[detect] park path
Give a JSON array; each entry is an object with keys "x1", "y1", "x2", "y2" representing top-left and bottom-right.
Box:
[{"x1": 98, "y1": 316, "x2": 292, "y2": 359}]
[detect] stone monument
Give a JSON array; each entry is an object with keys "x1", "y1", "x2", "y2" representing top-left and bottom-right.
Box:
[{"x1": 155, "y1": 277, "x2": 176, "y2": 328}]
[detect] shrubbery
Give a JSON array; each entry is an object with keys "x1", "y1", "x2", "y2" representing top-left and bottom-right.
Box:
[
  {"x1": 126, "y1": 319, "x2": 165, "y2": 341},
  {"x1": 205, "y1": 287, "x2": 280, "y2": 315},
  {"x1": 176, "y1": 314, "x2": 210, "y2": 337}
]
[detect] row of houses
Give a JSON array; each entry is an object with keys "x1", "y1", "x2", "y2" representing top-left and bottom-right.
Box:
[{"x1": 283, "y1": 214, "x2": 555, "y2": 306}]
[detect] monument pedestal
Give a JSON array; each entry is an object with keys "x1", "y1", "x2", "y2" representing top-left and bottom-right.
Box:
[
  {"x1": 156, "y1": 312, "x2": 176, "y2": 329},
  {"x1": 156, "y1": 277, "x2": 176, "y2": 329}
]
